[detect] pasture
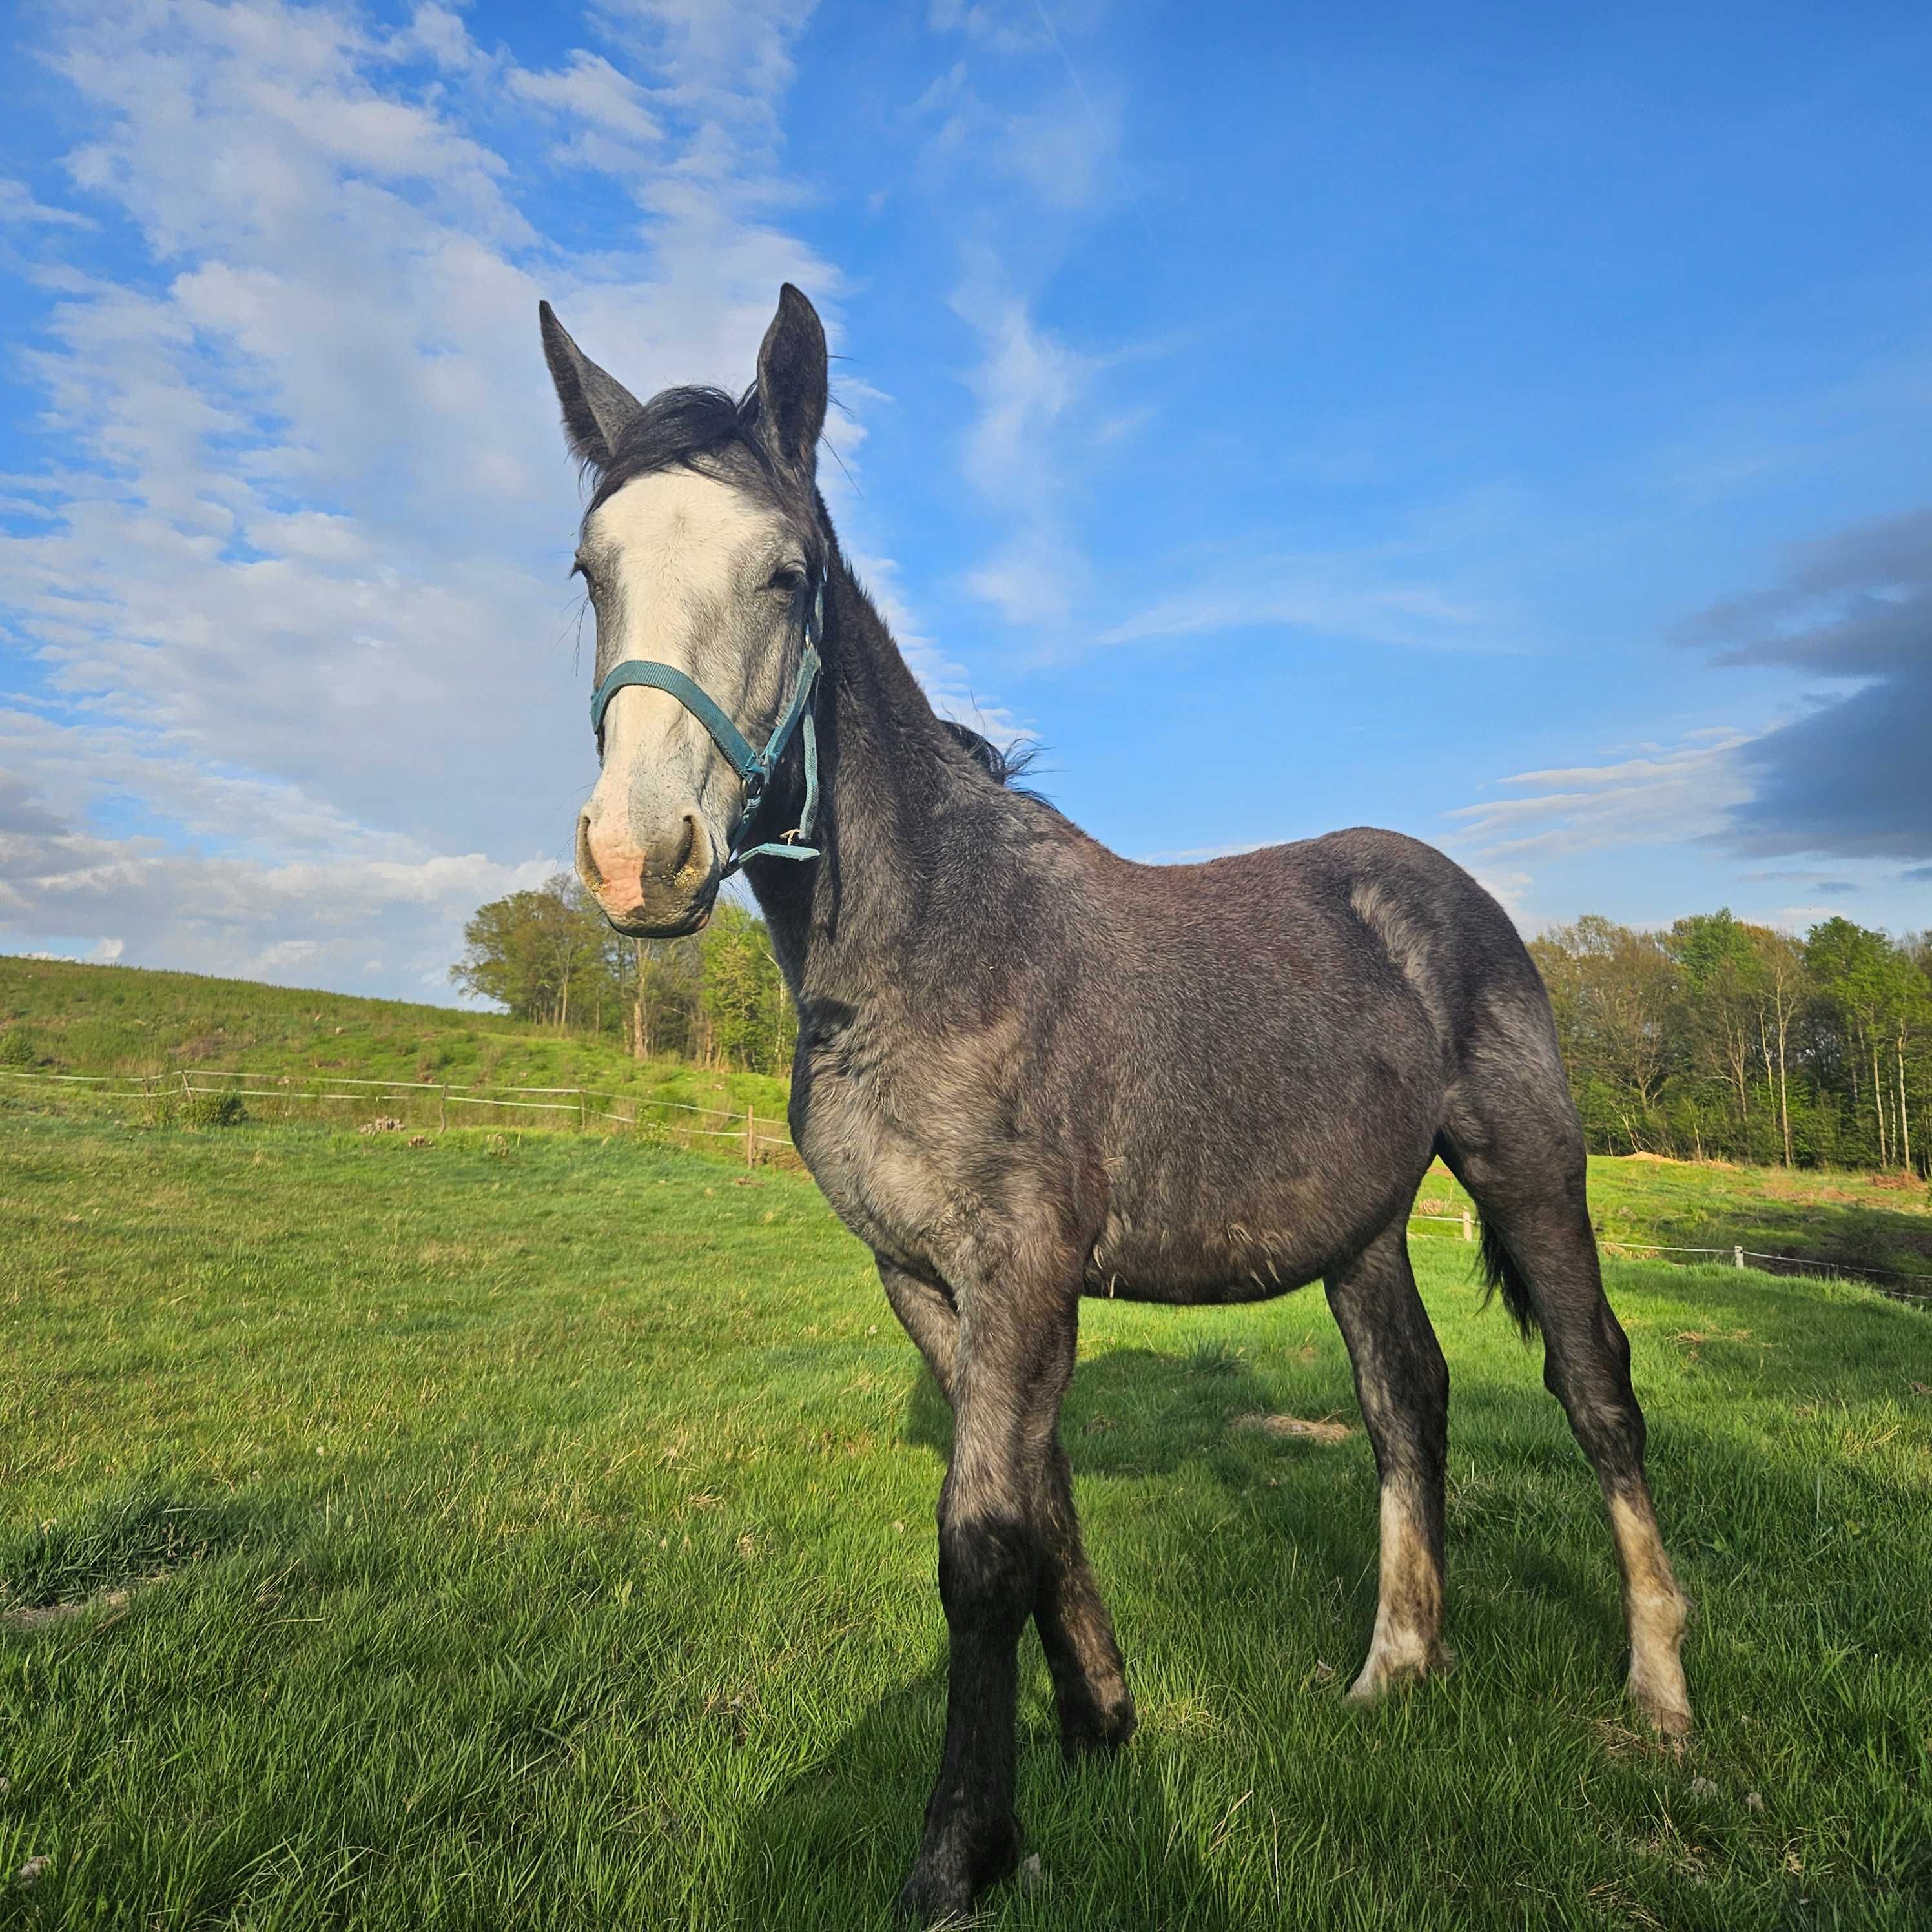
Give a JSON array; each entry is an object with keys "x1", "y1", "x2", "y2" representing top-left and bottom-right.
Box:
[{"x1": 2, "y1": 1100, "x2": 1928, "y2": 1928}]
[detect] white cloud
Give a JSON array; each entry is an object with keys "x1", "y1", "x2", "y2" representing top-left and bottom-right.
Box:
[
  {"x1": 1444, "y1": 727, "x2": 1756, "y2": 863},
  {"x1": 1098, "y1": 575, "x2": 1492, "y2": 653},
  {"x1": 950, "y1": 258, "x2": 1095, "y2": 628},
  {"x1": 0, "y1": 0, "x2": 872, "y2": 996},
  {"x1": 0, "y1": 180, "x2": 94, "y2": 228},
  {"x1": 508, "y1": 50, "x2": 663, "y2": 147}
]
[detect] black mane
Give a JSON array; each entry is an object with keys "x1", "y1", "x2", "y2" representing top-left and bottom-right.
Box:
[
  {"x1": 586, "y1": 383, "x2": 788, "y2": 519},
  {"x1": 937, "y1": 721, "x2": 1057, "y2": 808}
]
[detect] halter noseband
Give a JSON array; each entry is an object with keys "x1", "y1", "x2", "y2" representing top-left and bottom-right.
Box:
[{"x1": 587, "y1": 577, "x2": 823, "y2": 878}]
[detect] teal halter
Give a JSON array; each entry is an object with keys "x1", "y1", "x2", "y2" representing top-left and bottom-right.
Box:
[{"x1": 588, "y1": 579, "x2": 823, "y2": 876}]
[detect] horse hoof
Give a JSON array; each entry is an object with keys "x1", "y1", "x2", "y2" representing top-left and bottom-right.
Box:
[
  {"x1": 1632, "y1": 1687, "x2": 1694, "y2": 1740},
  {"x1": 1059, "y1": 1690, "x2": 1138, "y2": 1762},
  {"x1": 1346, "y1": 1642, "x2": 1454, "y2": 1703},
  {"x1": 893, "y1": 1873, "x2": 972, "y2": 1927},
  {"x1": 894, "y1": 1816, "x2": 1023, "y2": 1924},
  {"x1": 1629, "y1": 1660, "x2": 1693, "y2": 1742}
]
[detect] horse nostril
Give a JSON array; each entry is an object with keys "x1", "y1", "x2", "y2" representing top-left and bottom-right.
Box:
[
  {"x1": 672, "y1": 812, "x2": 699, "y2": 878},
  {"x1": 575, "y1": 812, "x2": 602, "y2": 890}
]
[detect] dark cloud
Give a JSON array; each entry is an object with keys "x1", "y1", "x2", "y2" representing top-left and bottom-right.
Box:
[
  {"x1": 1906, "y1": 863, "x2": 1932, "y2": 884},
  {"x1": 1684, "y1": 508, "x2": 1932, "y2": 861}
]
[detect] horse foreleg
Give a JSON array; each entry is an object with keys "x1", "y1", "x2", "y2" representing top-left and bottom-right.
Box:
[
  {"x1": 890, "y1": 1265, "x2": 1077, "y2": 1924},
  {"x1": 878, "y1": 1260, "x2": 1133, "y2": 1761},
  {"x1": 1034, "y1": 1437, "x2": 1136, "y2": 1756}
]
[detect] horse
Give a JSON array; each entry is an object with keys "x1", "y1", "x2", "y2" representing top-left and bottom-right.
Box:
[{"x1": 537, "y1": 284, "x2": 1692, "y2": 1922}]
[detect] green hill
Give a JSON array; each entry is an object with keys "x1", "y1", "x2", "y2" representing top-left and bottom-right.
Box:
[{"x1": 0, "y1": 954, "x2": 790, "y2": 1142}]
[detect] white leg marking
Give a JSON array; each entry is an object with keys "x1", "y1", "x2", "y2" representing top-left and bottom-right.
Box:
[
  {"x1": 1348, "y1": 1477, "x2": 1450, "y2": 1701},
  {"x1": 1608, "y1": 1490, "x2": 1692, "y2": 1736}
]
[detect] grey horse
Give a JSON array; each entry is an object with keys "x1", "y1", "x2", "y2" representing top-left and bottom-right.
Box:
[{"x1": 539, "y1": 284, "x2": 1691, "y2": 1923}]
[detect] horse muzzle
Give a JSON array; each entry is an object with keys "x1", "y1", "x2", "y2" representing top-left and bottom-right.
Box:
[{"x1": 576, "y1": 806, "x2": 721, "y2": 938}]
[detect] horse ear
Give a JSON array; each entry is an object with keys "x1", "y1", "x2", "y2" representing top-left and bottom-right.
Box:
[
  {"x1": 755, "y1": 284, "x2": 827, "y2": 477},
  {"x1": 539, "y1": 302, "x2": 644, "y2": 473}
]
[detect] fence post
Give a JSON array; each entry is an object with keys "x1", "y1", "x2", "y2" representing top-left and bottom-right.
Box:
[
  {"x1": 1461, "y1": 1208, "x2": 1474, "y2": 1244},
  {"x1": 440, "y1": 1084, "x2": 447, "y2": 1132},
  {"x1": 577, "y1": 1089, "x2": 586, "y2": 1131},
  {"x1": 1733, "y1": 1244, "x2": 1744, "y2": 1269},
  {"x1": 746, "y1": 1105, "x2": 756, "y2": 1167}
]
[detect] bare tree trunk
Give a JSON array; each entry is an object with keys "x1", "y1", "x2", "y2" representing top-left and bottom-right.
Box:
[
  {"x1": 1871, "y1": 1041, "x2": 1887, "y2": 1168},
  {"x1": 1772, "y1": 989, "x2": 1794, "y2": 1167},
  {"x1": 1897, "y1": 1031, "x2": 1911, "y2": 1175},
  {"x1": 1778, "y1": 1031, "x2": 1793, "y2": 1167},
  {"x1": 632, "y1": 939, "x2": 650, "y2": 1060}
]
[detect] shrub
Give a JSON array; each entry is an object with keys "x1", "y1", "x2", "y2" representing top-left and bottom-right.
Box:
[
  {"x1": 188, "y1": 1089, "x2": 247, "y2": 1128},
  {"x1": 0, "y1": 1027, "x2": 36, "y2": 1068}
]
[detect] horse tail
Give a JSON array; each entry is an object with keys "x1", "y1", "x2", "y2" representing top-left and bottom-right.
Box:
[{"x1": 1478, "y1": 1218, "x2": 1539, "y2": 1339}]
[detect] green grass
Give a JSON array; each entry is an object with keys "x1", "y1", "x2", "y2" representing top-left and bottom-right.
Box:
[
  {"x1": 3, "y1": 1105, "x2": 1928, "y2": 1928},
  {"x1": 1415, "y1": 1153, "x2": 1932, "y2": 1293}
]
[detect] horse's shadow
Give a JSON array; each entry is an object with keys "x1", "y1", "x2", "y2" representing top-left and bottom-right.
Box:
[{"x1": 734, "y1": 1344, "x2": 1380, "y2": 1927}]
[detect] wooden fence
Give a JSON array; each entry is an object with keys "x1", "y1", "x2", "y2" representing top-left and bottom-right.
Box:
[
  {"x1": 0, "y1": 1065, "x2": 799, "y2": 1167},
  {"x1": 5, "y1": 1066, "x2": 1927, "y2": 1296}
]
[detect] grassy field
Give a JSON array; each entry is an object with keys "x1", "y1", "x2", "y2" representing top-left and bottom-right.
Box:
[
  {"x1": 3, "y1": 1101, "x2": 1928, "y2": 1929},
  {"x1": 7, "y1": 954, "x2": 1930, "y2": 1289},
  {"x1": 0, "y1": 955, "x2": 792, "y2": 1137},
  {"x1": 1413, "y1": 1157, "x2": 1932, "y2": 1297}
]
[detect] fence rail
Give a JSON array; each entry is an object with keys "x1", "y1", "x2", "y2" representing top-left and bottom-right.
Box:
[
  {"x1": 0, "y1": 1062, "x2": 800, "y2": 1168},
  {"x1": 6, "y1": 1065, "x2": 1927, "y2": 1297}
]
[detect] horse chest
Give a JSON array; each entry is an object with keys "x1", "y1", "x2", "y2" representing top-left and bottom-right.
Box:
[{"x1": 792, "y1": 1058, "x2": 966, "y2": 1271}]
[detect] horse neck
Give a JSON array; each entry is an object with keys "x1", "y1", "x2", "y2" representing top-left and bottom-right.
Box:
[{"x1": 746, "y1": 555, "x2": 975, "y2": 999}]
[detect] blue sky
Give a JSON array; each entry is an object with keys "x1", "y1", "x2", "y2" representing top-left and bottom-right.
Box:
[{"x1": 1, "y1": 0, "x2": 1927, "y2": 1000}]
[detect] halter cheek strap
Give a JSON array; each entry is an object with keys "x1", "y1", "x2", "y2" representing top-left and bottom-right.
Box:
[{"x1": 587, "y1": 579, "x2": 824, "y2": 878}]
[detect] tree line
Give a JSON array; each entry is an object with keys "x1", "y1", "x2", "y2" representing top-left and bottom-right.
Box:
[
  {"x1": 453, "y1": 881, "x2": 1928, "y2": 1173},
  {"x1": 1531, "y1": 912, "x2": 1929, "y2": 1173},
  {"x1": 450, "y1": 873, "x2": 795, "y2": 1076}
]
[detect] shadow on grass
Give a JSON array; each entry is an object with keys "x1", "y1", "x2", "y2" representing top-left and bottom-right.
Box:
[
  {"x1": 0, "y1": 1479, "x2": 289, "y2": 1612},
  {"x1": 733, "y1": 1646, "x2": 1217, "y2": 1931},
  {"x1": 744, "y1": 1275, "x2": 1927, "y2": 1926}
]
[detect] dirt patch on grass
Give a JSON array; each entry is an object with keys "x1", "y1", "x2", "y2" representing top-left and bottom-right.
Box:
[
  {"x1": 1228, "y1": 1412, "x2": 1353, "y2": 1444},
  {"x1": 1, "y1": 1587, "x2": 134, "y2": 1633}
]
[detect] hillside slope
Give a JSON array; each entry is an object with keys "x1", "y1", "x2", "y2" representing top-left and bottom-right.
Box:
[{"x1": 0, "y1": 954, "x2": 790, "y2": 1125}]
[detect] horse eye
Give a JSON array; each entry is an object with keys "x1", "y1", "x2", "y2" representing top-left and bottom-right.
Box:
[{"x1": 766, "y1": 564, "x2": 805, "y2": 594}]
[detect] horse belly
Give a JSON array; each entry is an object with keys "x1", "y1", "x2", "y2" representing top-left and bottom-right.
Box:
[
  {"x1": 1082, "y1": 1212, "x2": 1331, "y2": 1306},
  {"x1": 1082, "y1": 1155, "x2": 1416, "y2": 1305}
]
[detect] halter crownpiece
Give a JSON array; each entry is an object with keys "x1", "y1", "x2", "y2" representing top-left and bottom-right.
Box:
[{"x1": 588, "y1": 577, "x2": 824, "y2": 878}]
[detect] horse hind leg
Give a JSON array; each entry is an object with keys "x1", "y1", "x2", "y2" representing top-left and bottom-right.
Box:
[
  {"x1": 1324, "y1": 1220, "x2": 1452, "y2": 1699},
  {"x1": 1444, "y1": 1122, "x2": 1693, "y2": 1736}
]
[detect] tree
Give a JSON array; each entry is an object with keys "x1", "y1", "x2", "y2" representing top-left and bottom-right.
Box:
[
  {"x1": 1532, "y1": 916, "x2": 1678, "y2": 1151},
  {"x1": 450, "y1": 872, "x2": 608, "y2": 1029},
  {"x1": 697, "y1": 903, "x2": 796, "y2": 1075},
  {"x1": 451, "y1": 881, "x2": 794, "y2": 1074},
  {"x1": 1806, "y1": 918, "x2": 1901, "y2": 1168},
  {"x1": 1749, "y1": 925, "x2": 1806, "y2": 1167},
  {"x1": 1667, "y1": 910, "x2": 1762, "y2": 1156}
]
